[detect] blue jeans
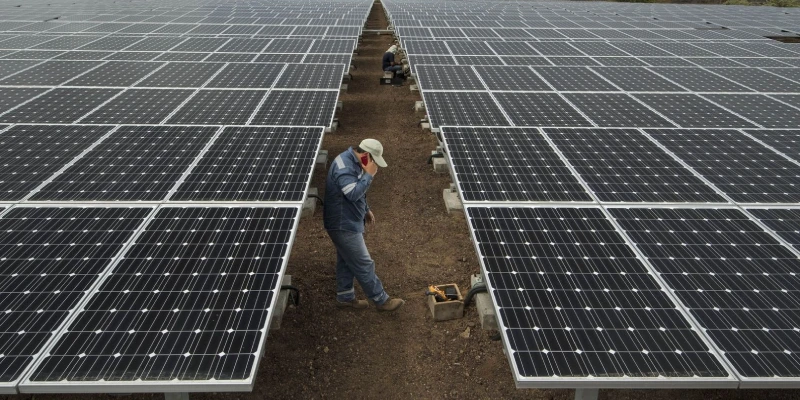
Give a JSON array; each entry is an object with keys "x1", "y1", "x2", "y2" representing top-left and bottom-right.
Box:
[
  {"x1": 327, "y1": 230, "x2": 389, "y2": 306},
  {"x1": 384, "y1": 65, "x2": 403, "y2": 74}
]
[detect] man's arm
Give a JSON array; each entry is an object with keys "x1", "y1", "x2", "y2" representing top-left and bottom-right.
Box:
[{"x1": 335, "y1": 169, "x2": 373, "y2": 203}]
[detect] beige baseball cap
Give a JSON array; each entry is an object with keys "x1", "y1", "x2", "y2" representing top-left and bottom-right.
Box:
[{"x1": 359, "y1": 138, "x2": 387, "y2": 168}]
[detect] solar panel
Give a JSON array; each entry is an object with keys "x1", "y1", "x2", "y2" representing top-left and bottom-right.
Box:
[
  {"x1": 65, "y1": 61, "x2": 164, "y2": 87},
  {"x1": 702, "y1": 94, "x2": 800, "y2": 129},
  {"x1": 0, "y1": 88, "x2": 121, "y2": 124},
  {"x1": 743, "y1": 130, "x2": 800, "y2": 162},
  {"x1": 24, "y1": 206, "x2": 299, "y2": 391},
  {"x1": 134, "y1": 63, "x2": 224, "y2": 88},
  {"x1": 474, "y1": 66, "x2": 550, "y2": 91},
  {"x1": 544, "y1": 128, "x2": 725, "y2": 203},
  {"x1": 172, "y1": 126, "x2": 323, "y2": 202},
  {"x1": 708, "y1": 68, "x2": 800, "y2": 94},
  {"x1": 563, "y1": 93, "x2": 676, "y2": 128},
  {"x1": 493, "y1": 92, "x2": 591, "y2": 127},
  {"x1": 648, "y1": 129, "x2": 800, "y2": 203},
  {"x1": 31, "y1": 126, "x2": 217, "y2": 202},
  {"x1": 610, "y1": 207, "x2": 800, "y2": 384},
  {"x1": 252, "y1": 90, "x2": 337, "y2": 126},
  {"x1": 632, "y1": 94, "x2": 756, "y2": 128},
  {"x1": 413, "y1": 65, "x2": 485, "y2": 91},
  {"x1": 166, "y1": 90, "x2": 266, "y2": 125},
  {"x1": 273, "y1": 63, "x2": 345, "y2": 89},
  {"x1": 648, "y1": 67, "x2": 753, "y2": 93},
  {"x1": 590, "y1": 67, "x2": 685, "y2": 92},
  {"x1": 0, "y1": 60, "x2": 102, "y2": 86},
  {"x1": 206, "y1": 63, "x2": 282, "y2": 89},
  {"x1": 534, "y1": 66, "x2": 618, "y2": 92},
  {"x1": 467, "y1": 206, "x2": 733, "y2": 386},
  {"x1": 441, "y1": 127, "x2": 591, "y2": 202},
  {"x1": 0, "y1": 206, "x2": 150, "y2": 392},
  {"x1": 423, "y1": 92, "x2": 510, "y2": 128}
]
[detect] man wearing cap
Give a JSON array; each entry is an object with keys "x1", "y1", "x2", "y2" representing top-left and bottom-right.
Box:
[
  {"x1": 323, "y1": 139, "x2": 405, "y2": 312},
  {"x1": 382, "y1": 45, "x2": 403, "y2": 77}
]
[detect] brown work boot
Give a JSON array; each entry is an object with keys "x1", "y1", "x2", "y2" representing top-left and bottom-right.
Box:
[
  {"x1": 376, "y1": 298, "x2": 405, "y2": 312},
  {"x1": 336, "y1": 299, "x2": 368, "y2": 309}
]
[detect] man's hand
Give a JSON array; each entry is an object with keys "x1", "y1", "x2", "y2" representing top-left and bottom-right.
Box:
[
  {"x1": 361, "y1": 157, "x2": 378, "y2": 176},
  {"x1": 366, "y1": 210, "x2": 376, "y2": 225}
]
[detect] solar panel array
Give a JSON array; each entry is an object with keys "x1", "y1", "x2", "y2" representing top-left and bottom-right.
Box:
[
  {"x1": 0, "y1": 0, "x2": 371, "y2": 394},
  {"x1": 384, "y1": 0, "x2": 800, "y2": 390}
]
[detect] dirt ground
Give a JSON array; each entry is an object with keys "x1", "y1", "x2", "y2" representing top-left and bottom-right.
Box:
[{"x1": 3, "y1": 4, "x2": 799, "y2": 400}]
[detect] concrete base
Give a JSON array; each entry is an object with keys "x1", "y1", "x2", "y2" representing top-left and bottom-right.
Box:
[
  {"x1": 340, "y1": 84, "x2": 348, "y2": 93},
  {"x1": 325, "y1": 120, "x2": 338, "y2": 133},
  {"x1": 336, "y1": 101, "x2": 343, "y2": 111},
  {"x1": 316, "y1": 150, "x2": 328, "y2": 170},
  {"x1": 471, "y1": 274, "x2": 498, "y2": 331},
  {"x1": 420, "y1": 122, "x2": 431, "y2": 131},
  {"x1": 270, "y1": 275, "x2": 293, "y2": 330},
  {"x1": 443, "y1": 186, "x2": 463, "y2": 214},
  {"x1": 575, "y1": 389, "x2": 599, "y2": 400},
  {"x1": 414, "y1": 101, "x2": 425, "y2": 112},
  {"x1": 410, "y1": 84, "x2": 418, "y2": 92},
  {"x1": 302, "y1": 188, "x2": 318, "y2": 218},
  {"x1": 382, "y1": 71, "x2": 393, "y2": 79},
  {"x1": 432, "y1": 152, "x2": 448, "y2": 174}
]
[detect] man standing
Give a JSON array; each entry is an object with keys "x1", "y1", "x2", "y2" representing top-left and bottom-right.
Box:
[{"x1": 323, "y1": 139, "x2": 405, "y2": 312}]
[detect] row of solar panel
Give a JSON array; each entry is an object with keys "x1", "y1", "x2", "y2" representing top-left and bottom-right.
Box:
[
  {"x1": 396, "y1": 27, "x2": 774, "y2": 41},
  {"x1": 401, "y1": 40, "x2": 800, "y2": 58},
  {"x1": 0, "y1": 124, "x2": 324, "y2": 202},
  {"x1": 440, "y1": 127, "x2": 800, "y2": 204},
  {"x1": 0, "y1": 23, "x2": 363, "y2": 36},
  {"x1": 423, "y1": 91, "x2": 800, "y2": 130},
  {"x1": 0, "y1": 204, "x2": 300, "y2": 393},
  {"x1": 468, "y1": 204, "x2": 800, "y2": 385},
  {"x1": 0, "y1": 61, "x2": 346, "y2": 88},
  {"x1": 0, "y1": 86, "x2": 340, "y2": 125},
  {"x1": 0, "y1": 52, "x2": 352, "y2": 64},
  {"x1": 406, "y1": 54, "x2": 800, "y2": 68},
  {"x1": 0, "y1": 36, "x2": 357, "y2": 53}
]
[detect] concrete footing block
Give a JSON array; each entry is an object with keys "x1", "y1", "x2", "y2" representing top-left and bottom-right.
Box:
[
  {"x1": 302, "y1": 188, "x2": 318, "y2": 218},
  {"x1": 270, "y1": 275, "x2": 293, "y2": 331},
  {"x1": 443, "y1": 186, "x2": 463, "y2": 214},
  {"x1": 316, "y1": 150, "x2": 328, "y2": 170},
  {"x1": 410, "y1": 84, "x2": 418, "y2": 92},
  {"x1": 336, "y1": 101, "x2": 343, "y2": 111},
  {"x1": 432, "y1": 152, "x2": 448, "y2": 174},
  {"x1": 471, "y1": 274, "x2": 498, "y2": 331},
  {"x1": 414, "y1": 101, "x2": 425, "y2": 112},
  {"x1": 340, "y1": 84, "x2": 348, "y2": 93},
  {"x1": 325, "y1": 120, "x2": 338, "y2": 133}
]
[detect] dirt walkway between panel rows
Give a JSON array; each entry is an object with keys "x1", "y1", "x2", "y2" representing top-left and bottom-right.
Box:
[{"x1": 5, "y1": 3, "x2": 795, "y2": 400}]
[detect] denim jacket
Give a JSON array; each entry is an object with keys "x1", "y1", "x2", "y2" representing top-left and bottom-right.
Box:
[{"x1": 323, "y1": 147, "x2": 372, "y2": 233}]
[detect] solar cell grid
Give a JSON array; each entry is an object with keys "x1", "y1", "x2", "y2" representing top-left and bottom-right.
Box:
[
  {"x1": 442, "y1": 127, "x2": 591, "y2": 202},
  {"x1": 80, "y1": 89, "x2": 194, "y2": 125},
  {"x1": 648, "y1": 67, "x2": 752, "y2": 93},
  {"x1": 648, "y1": 128, "x2": 800, "y2": 203},
  {"x1": 533, "y1": 67, "x2": 618, "y2": 92},
  {"x1": 0, "y1": 88, "x2": 121, "y2": 124},
  {"x1": 78, "y1": 36, "x2": 144, "y2": 51},
  {"x1": 28, "y1": 206, "x2": 298, "y2": 386},
  {"x1": 610, "y1": 207, "x2": 800, "y2": 380},
  {"x1": 590, "y1": 67, "x2": 684, "y2": 92},
  {"x1": 31, "y1": 36, "x2": 103, "y2": 51},
  {"x1": 424, "y1": 92, "x2": 509, "y2": 128},
  {"x1": 206, "y1": 63, "x2": 282, "y2": 89},
  {"x1": 633, "y1": 94, "x2": 756, "y2": 128},
  {"x1": 494, "y1": 92, "x2": 591, "y2": 127},
  {"x1": 414, "y1": 65, "x2": 484, "y2": 91},
  {"x1": 702, "y1": 94, "x2": 800, "y2": 129},
  {"x1": 467, "y1": 206, "x2": 731, "y2": 382},
  {"x1": 252, "y1": 90, "x2": 337, "y2": 126},
  {"x1": 544, "y1": 128, "x2": 723, "y2": 203},
  {"x1": 709, "y1": 68, "x2": 800, "y2": 93},
  {"x1": 564, "y1": 93, "x2": 676, "y2": 128},
  {"x1": 0, "y1": 60, "x2": 102, "y2": 86},
  {"x1": 31, "y1": 126, "x2": 217, "y2": 202},
  {"x1": 743, "y1": 130, "x2": 800, "y2": 163},
  {"x1": 134, "y1": 62, "x2": 222, "y2": 88},
  {"x1": 274, "y1": 63, "x2": 344, "y2": 89},
  {"x1": 166, "y1": 90, "x2": 266, "y2": 125},
  {"x1": 65, "y1": 61, "x2": 164, "y2": 87},
  {"x1": 172, "y1": 126, "x2": 322, "y2": 202},
  {"x1": 0, "y1": 206, "x2": 150, "y2": 387}
]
